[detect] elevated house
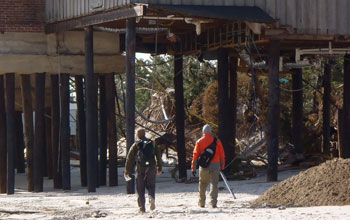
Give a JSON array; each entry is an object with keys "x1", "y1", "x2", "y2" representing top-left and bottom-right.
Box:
[{"x1": 1, "y1": 0, "x2": 350, "y2": 194}]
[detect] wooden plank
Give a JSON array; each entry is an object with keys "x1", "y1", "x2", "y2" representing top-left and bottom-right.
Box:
[
  {"x1": 15, "y1": 111, "x2": 25, "y2": 174},
  {"x1": 337, "y1": 0, "x2": 348, "y2": 35},
  {"x1": 317, "y1": 0, "x2": 328, "y2": 35},
  {"x1": 45, "y1": 108, "x2": 53, "y2": 179},
  {"x1": 33, "y1": 73, "x2": 46, "y2": 192},
  {"x1": 174, "y1": 55, "x2": 187, "y2": 180},
  {"x1": 105, "y1": 74, "x2": 118, "y2": 186},
  {"x1": 0, "y1": 75, "x2": 7, "y2": 194},
  {"x1": 267, "y1": 40, "x2": 280, "y2": 182},
  {"x1": 292, "y1": 69, "x2": 303, "y2": 154},
  {"x1": 342, "y1": 54, "x2": 350, "y2": 158},
  {"x1": 6, "y1": 73, "x2": 15, "y2": 195},
  {"x1": 50, "y1": 75, "x2": 62, "y2": 189},
  {"x1": 85, "y1": 26, "x2": 99, "y2": 192},
  {"x1": 125, "y1": 18, "x2": 136, "y2": 194},
  {"x1": 75, "y1": 75, "x2": 87, "y2": 187},
  {"x1": 21, "y1": 75, "x2": 34, "y2": 191},
  {"x1": 99, "y1": 75, "x2": 107, "y2": 186},
  {"x1": 60, "y1": 74, "x2": 71, "y2": 190}
]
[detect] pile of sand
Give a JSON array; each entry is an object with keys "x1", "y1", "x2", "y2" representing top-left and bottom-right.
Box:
[{"x1": 251, "y1": 158, "x2": 350, "y2": 207}]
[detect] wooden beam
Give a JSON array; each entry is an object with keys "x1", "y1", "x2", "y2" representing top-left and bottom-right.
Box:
[
  {"x1": 174, "y1": 54, "x2": 187, "y2": 181},
  {"x1": 5, "y1": 73, "x2": 15, "y2": 195},
  {"x1": 125, "y1": 18, "x2": 136, "y2": 194},
  {"x1": 342, "y1": 54, "x2": 350, "y2": 158},
  {"x1": 50, "y1": 75, "x2": 62, "y2": 189},
  {"x1": 105, "y1": 74, "x2": 118, "y2": 186},
  {"x1": 267, "y1": 40, "x2": 280, "y2": 182},
  {"x1": 15, "y1": 111, "x2": 25, "y2": 173},
  {"x1": 322, "y1": 63, "x2": 331, "y2": 155},
  {"x1": 75, "y1": 75, "x2": 87, "y2": 187},
  {"x1": 0, "y1": 54, "x2": 125, "y2": 75},
  {"x1": 33, "y1": 73, "x2": 46, "y2": 192},
  {"x1": 99, "y1": 75, "x2": 107, "y2": 186},
  {"x1": 20, "y1": 75, "x2": 34, "y2": 191},
  {"x1": 292, "y1": 69, "x2": 303, "y2": 155},
  {"x1": 60, "y1": 74, "x2": 71, "y2": 190},
  {"x1": 45, "y1": 5, "x2": 145, "y2": 33},
  {"x1": 85, "y1": 26, "x2": 99, "y2": 192},
  {"x1": 0, "y1": 75, "x2": 7, "y2": 194}
]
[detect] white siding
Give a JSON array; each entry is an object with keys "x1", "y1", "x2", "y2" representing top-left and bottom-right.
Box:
[{"x1": 46, "y1": 0, "x2": 350, "y2": 35}]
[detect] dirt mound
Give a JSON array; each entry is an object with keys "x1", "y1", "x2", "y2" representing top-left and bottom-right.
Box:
[{"x1": 251, "y1": 158, "x2": 350, "y2": 207}]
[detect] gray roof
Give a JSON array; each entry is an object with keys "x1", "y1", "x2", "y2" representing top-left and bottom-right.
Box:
[{"x1": 150, "y1": 4, "x2": 275, "y2": 23}]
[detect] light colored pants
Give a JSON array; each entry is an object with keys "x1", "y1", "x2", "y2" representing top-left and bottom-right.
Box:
[{"x1": 199, "y1": 169, "x2": 220, "y2": 207}]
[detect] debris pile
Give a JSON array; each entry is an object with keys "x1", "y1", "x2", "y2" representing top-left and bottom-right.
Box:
[{"x1": 251, "y1": 158, "x2": 350, "y2": 207}]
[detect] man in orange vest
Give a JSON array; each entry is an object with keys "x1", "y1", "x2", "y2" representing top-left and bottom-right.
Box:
[{"x1": 191, "y1": 124, "x2": 225, "y2": 208}]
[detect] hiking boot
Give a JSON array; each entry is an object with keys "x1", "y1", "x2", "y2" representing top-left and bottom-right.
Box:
[
  {"x1": 139, "y1": 209, "x2": 146, "y2": 214},
  {"x1": 150, "y1": 197, "x2": 155, "y2": 211},
  {"x1": 211, "y1": 204, "x2": 217, "y2": 208},
  {"x1": 198, "y1": 202, "x2": 205, "y2": 208}
]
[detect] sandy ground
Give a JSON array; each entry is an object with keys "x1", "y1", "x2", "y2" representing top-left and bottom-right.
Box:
[{"x1": 0, "y1": 167, "x2": 349, "y2": 220}]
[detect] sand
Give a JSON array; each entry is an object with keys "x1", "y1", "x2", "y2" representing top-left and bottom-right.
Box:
[{"x1": 0, "y1": 165, "x2": 349, "y2": 220}]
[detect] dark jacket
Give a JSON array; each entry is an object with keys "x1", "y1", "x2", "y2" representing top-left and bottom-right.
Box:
[{"x1": 125, "y1": 137, "x2": 162, "y2": 175}]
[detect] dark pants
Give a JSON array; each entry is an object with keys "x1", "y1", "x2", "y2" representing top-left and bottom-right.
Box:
[{"x1": 136, "y1": 166, "x2": 156, "y2": 211}]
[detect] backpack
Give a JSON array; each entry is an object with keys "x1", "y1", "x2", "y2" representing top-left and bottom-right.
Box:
[
  {"x1": 198, "y1": 138, "x2": 217, "y2": 168},
  {"x1": 137, "y1": 139, "x2": 155, "y2": 166}
]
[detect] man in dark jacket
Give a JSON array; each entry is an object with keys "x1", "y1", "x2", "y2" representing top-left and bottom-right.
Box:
[{"x1": 125, "y1": 128, "x2": 162, "y2": 213}]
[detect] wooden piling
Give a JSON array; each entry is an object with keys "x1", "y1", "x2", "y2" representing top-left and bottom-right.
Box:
[
  {"x1": 15, "y1": 111, "x2": 25, "y2": 173},
  {"x1": 75, "y1": 75, "x2": 87, "y2": 187},
  {"x1": 292, "y1": 69, "x2": 303, "y2": 154},
  {"x1": 267, "y1": 40, "x2": 280, "y2": 182},
  {"x1": 60, "y1": 74, "x2": 71, "y2": 190},
  {"x1": 228, "y1": 56, "x2": 238, "y2": 168},
  {"x1": 105, "y1": 74, "x2": 118, "y2": 186},
  {"x1": 99, "y1": 75, "x2": 107, "y2": 186},
  {"x1": 45, "y1": 108, "x2": 53, "y2": 179},
  {"x1": 51, "y1": 75, "x2": 62, "y2": 189},
  {"x1": 0, "y1": 75, "x2": 7, "y2": 194},
  {"x1": 85, "y1": 26, "x2": 98, "y2": 192},
  {"x1": 6, "y1": 73, "x2": 15, "y2": 194},
  {"x1": 342, "y1": 54, "x2": 350, "y2": 158},
  {"x1": 33, "y1": 73, "x2": 46, "y2": 192},
  {"x1": 20, "y1": 74, "x2": 34, "y2": 191},
  {"x1": 174, "y1": 54, "x2": 187, "y2": 180},
  {"x1": 322, "y1": 63, "x2": 331, "y2": 155},
  {"x1": 125, "y1": 18, "x2": 136, "y2": 194}
]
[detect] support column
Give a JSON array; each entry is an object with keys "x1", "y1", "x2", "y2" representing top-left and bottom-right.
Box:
[
  {"x1": 267, "y1": 40, "x2": 280, "y2": 182},
  {"x1": 125, "y1": 18, "x2": 136, "y2": 194},
  {"x1": 105, "y1": 74, "x2": 118, "y2": 186},
  {"x1": 227, "y1": 56, "x2": 238, "y2": 171},
  {"x1": 322, "y1": 63, "x2": 331, "y2": 154},
  {"x1": 6, "y1": 73, "x2": 15, "y2": 194},
  {"x1": 218, "y1": 49, "x2": 230, "y2": 167},
  {"x1": 60, "y1": 74, "x2": 71, "y2": 190},
  {"x1": 99, "y1": 75, "x2": 107, "y2": 186},
  {"x1": 85, "y1": 26, "x2": 98, "y2": 192},
  {"x1": 342, "y1": 54, "x2": 350, "y2": 158},
  {"x1": 33, "y1": 73, "x2": 45, "y2": 192},
  {"x1": 174, "y1": 54, "x2": 187, "y2": 180},
  {"x1": 45, "y1": 108, "x2": 53, "y2": 179},
  {"x1": 21, "y1": 75, "x2": 34, "y2": 191},
  {"x1": 15, "y1": 111, "x2": 25, "y2": 173},
  {"x1": 292, "y1": 69, "x2": 303, "y2": 155},
  {"x1": 51, "y1": 75, "x2": 62, "y2": 188},
  {"x1": 75, "y1": 75, "x2": 87, "y2": 187},
  {"x1": 0, "y1": 75, "x2": 6, "y2": 194}
]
